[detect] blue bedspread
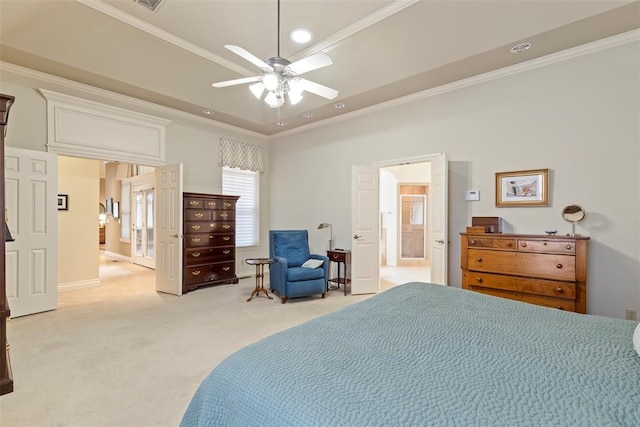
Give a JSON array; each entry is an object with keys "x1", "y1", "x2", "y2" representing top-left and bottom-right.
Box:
[{"x1": 181, "y1": 283, "x2": 640, "y2": 426}]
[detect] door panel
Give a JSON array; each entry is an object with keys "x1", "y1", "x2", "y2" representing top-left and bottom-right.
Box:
[
  {"x1": 155, "y1": 164, "x2": 183, "y2": 295},
  {"x1": 5, "y1": 148, "x2": 58, "y2": 317},
  {"x1": 429, "y1": 153, "x2": 448, "y2": 285},
  {"x1": 351, "y1": 166, "x2": 379, "y2": 295}
]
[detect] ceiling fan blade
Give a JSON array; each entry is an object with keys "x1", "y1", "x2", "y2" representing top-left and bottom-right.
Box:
[
  {"x1": 287, "y1": 53, "x2": 333, "y2": 75},
  {"x1": 212, "y1": 76, "x2": 262, "y2": 88},
  {"x1": 224, "y1": 45, "x2": 273, "y2": 71},
  {"x1": 298, "y1": 78, "x2": 339, "y2": 100}
]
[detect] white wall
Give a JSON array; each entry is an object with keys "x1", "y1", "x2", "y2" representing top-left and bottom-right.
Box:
[{"x1": 269, "y1": 40, "x2": 640, "y2": 319}]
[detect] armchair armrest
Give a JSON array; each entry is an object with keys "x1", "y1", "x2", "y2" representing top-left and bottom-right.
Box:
[
  {"x1": 269, "y1": 256, "x2": 289, "y2": 294},
  {"x1": 309, "y1": 254, "x2": 329, "y2": 284}
]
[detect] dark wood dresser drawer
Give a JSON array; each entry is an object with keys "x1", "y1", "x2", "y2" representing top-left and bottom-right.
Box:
[
  {"x1": 463, "y1": 271, "x2": 576, "y2": 300},
  {"x1": 185, "y1": 233, "x2": 234, "y2": 248},
  {"x1": 184, "y1": 262, "x2": 235, "y2": 285},
  {"x1": 185, "y1": 221, "x2": 235, "y2": 234},
  {"x1": 468, "y1": 249, "x2": 575, "y2": 281},
  {"x1": 211, "y1": 210, "x2": 235, "y2": 221},
  {"x1": 185, "y1": 210, "x2": 212, "y2": 221},
  {"x1": 185, "y1": 246, "x2": 234, "y2": 266},
  {"x1": 467, "y1": 236, "x2": 516, "y2": 250}
]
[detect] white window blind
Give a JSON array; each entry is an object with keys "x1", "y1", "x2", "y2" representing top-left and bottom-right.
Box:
[{"x1": 222, "y1": 167, "x2": 259, "y2": 247}]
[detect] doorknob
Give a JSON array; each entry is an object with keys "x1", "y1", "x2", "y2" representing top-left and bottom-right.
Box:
[
  {"x1": 435, "y1": 239, "x2": 445, "y2": 244},
  {"x1": 353, "y1": 234, "x2": 362, "y2": 240},
  {"x1": 170, "y1": 234, "x2": 182, "y2": 238}
]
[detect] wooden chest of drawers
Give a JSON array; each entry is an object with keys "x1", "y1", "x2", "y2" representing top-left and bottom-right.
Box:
[
  {"x1": 183, "y1": 192, "x2": 239, "y2": 293},
  {"x1": 460, "y1": 233, "x2": 589, "y2": 313}
]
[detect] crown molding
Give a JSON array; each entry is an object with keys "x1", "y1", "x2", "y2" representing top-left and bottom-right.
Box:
[
  {"x1": 272, "y1": 29, "x2": 640, "y2": 139},
  {"x1": 0, "y1": 61, "x2": 268, "y2": 141}
]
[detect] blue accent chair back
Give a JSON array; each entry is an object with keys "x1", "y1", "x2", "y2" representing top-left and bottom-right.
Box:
[{"x1": 269, "y1": 230, "x2": 328, "y2": 303}]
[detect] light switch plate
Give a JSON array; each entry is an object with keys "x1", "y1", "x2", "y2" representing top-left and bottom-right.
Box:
[{"x1": 465, "y1": 190, "x2": 480, "y2": 201}]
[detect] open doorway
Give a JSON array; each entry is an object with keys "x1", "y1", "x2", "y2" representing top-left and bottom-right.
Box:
[{"x1": 379, "y1": 163, "x2": 431, "y2": 290}]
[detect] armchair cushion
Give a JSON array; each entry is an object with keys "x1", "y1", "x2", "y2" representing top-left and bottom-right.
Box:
[
  {"x1": 272, "y1": 231, "x2": 310, "y2": 267},
  {"x1": 288, "y1": 266, "x2": 325, "y2": 282}
]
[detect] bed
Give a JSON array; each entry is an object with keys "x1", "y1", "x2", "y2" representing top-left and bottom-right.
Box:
[{"x1": 181, "y1": 282, "x2": 640, "y2": 426}]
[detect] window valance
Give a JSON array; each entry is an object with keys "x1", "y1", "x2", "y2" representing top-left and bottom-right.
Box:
[{"x1": 218, "y1": 138, "x2": 265, "y2": 173}]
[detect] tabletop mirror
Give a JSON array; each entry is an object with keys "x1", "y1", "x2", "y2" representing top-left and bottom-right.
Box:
[{"x1": 562, "y1": 204, "x2": 585, "y2": 236}]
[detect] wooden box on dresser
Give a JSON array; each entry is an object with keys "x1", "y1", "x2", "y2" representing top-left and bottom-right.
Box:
[
  {"x1": 183, "y1": 193, "x2": 240, "y2": 294},
  {"x1": 461, "y1": 233, "x2": 589, "y2": 313},
  {"x1": 1, "y1": 94, "x2": 14, "y2": 395}
]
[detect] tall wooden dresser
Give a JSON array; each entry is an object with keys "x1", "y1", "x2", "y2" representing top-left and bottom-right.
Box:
[
  {"x1": 461, "y1": 233, "x2": 589, "y2": 313},
  {"x1": 183, "y1": 193, "x2": 240, "y2": 294},
  {"x1": 1, "y1": 94, "x2": 15, "y2": 395}
]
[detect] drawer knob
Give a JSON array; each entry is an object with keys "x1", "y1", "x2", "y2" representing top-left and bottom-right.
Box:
[
  {"x1": 566, "y1": 244, "x2": 572, "y2": 250},
  {"x1": 189, "y1": 201, "x2": 198, "y2": 206},
  {"x1": 223, "y1": 250, "x2": 230, "y2": 254},
  {"x1": 470, "y1": 239, "x2": 476, "y2": 245},
  {"x1": 506, "y1": 242, "x2": 513, "y2": 247},
  {"x1": 224, "y1": 202, "x2": 232, "y2": 208},
  {"x1": 543, "y1": 242, "x2": 547, "y2": 246},
  {"x1": 192, "y1": 270, "x2": 201, "y2": 276},
  {"x1": 476, "y1": 277, "x2": 483, "y2": 283},
  {"x1": 556, "y1": 263, "x2": 563, "y2": 269},
  {"x1": 476, "y1": 257, "x2": 482, "y2": 262},
  {"x1": 195, "y1": 213, "x2": 204, "y2": 218},
  {"x1": 333, "y1": 254, "x2": 339, "y2": 259},
  {"x1": 223, "y1": 236, "x2": 231, "y2": 241},
  {"x1": 223, "y1": 266, "x2": 230, "y2": 271},
  {"x1": 207, "y1": 201, "x2": 215, "y2": 206},
  {"x1": 521, "y1": 242, "x2": 527, "y2": 248},
  {"x1": 192, "y1": 225, "x2": 201, "y2": 230},
  {"x1": 192, "y1": 237, "x2": 201, "y2": 243},
  {"x1": 556, "y1": 287, "x2": 564, "y2": 293},
  {"x1": 192, "y1": 252, "x2": 200, "y2": 258},
  {"x1": 223, "y1": 224, "x2": 230, "y2": 229}
]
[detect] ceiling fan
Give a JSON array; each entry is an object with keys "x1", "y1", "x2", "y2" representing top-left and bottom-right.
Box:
[{"x1": 211, "y1": 0, "x2": 339, "y2": 108}]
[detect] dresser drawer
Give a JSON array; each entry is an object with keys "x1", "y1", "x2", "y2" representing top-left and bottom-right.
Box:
[
  {"x1": 185, "y1": 233, "x2": 234, "y2": 247},
  {"x1": 185, "y1": 221, "x2": 235, "y2": 234},
  {"x1": 468, "y1": 249, "x2": 576, "y2": 281},
  {"x1": 185, "y1": 246, "x2": 234, "y2": 266},
  {"x1": 185, "y1": 198, "x2": 204, "y2": 209},
  {"x1": 328, "y1": 251, "x2": 349, "y2": 263},
  {"x1": 469, "y1": 286, "x2": 576, "y2": 311},
  {"x1": 211, "y1": 210, "x2": 235, "y2": 221},
  {"x1": 463, "y1": 271, "x2": 576, "y2": 300},
  {"x1": 517, "y1": 239, "x2": 576, "y2": 254},
  {"x1": 185, "y1": 210, "x2": 212, "y2": 221},
  {"x1": 467, "y1": 237, "x2": 516, "y2": 250},
  {"x1": 184, "y1": 261, "x2": 235, "y2": 285},
  {"x1": 202, "y1": 199, "x2": 219, "y2": 209}
]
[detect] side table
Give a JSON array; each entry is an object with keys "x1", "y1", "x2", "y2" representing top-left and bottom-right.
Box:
[
  {"x1": 327, "y1": 249, "x2": 351, "y2": 296},
  {"x1": 245, "y1": 258, "x2": 275, "y2": 302}
]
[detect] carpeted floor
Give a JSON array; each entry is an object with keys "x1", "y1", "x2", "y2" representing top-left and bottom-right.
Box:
[{"x1": 0, "y1": 256, "x2": 370, "y2": 426}]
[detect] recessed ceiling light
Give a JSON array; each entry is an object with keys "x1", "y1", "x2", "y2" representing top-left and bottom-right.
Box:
[
  {"x1": 334, "y1": 103, "x2": 345, "y2": 109},
  {"x1": 510, "y1": 43, "x2": 532, "y2": 54},
  {"x1": 290, "y1": 28, "x2": 312, "y2": 44},
  {"x1": 277, "y1": 121, "x2": 287, "y2": 127},
  {"x1": 302, "y1": 113, "x2": 313, "y2": 118},
  {"x1": 202, "y1": 109, "x2": 214, "y2": 115}
]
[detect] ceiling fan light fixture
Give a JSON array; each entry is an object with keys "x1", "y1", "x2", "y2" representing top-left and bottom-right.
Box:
[
  {"x1": 263, "y1": 73, "x2": 279, "y2": 91},
  {"x1": 249, "y1": 83, "x2": 265, "y2": 99},
  {"x1": 288, "y1": 90, "x2": 303, "y2": 106},
  {"x1": 265, "y1": 91, "x2": 284, "y2": 108}
]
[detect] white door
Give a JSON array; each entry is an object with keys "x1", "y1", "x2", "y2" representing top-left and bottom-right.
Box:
[
  {"x1": 429, "y1": 153, "x2": 448, "y2": 285},
  {"x1": 351, "y1": 166, "x2": 379, "y2": 294},
  {"x1": 155, "y1": 164, "x2": 183, "y2": 295},
  {"x1": 5, "y1": 148, "x2": 58, "y2": 317}
]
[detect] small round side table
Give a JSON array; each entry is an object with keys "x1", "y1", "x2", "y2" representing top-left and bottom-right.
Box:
[{"x1": 245, "y1": 258, "x2": 275, "y2": 302}]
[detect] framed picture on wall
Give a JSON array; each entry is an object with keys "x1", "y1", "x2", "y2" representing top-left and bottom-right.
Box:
[
  {"x1": 106, "y1": 197, "x2": 113, "y2": 215},
  {"x1": 113, "y1": 201, "x2": 120, "y2": 219},
  {"x1": 495, "y1": 169, "x2": 549, "y2": 207}
]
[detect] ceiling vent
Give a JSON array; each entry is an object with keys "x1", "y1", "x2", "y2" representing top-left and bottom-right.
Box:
[{"x1": 134, "y1": 0, "x2": 165, "y2": 12}]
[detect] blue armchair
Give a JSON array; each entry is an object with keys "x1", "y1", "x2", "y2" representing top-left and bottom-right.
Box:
[{"x1": 269, "y1": 230, "x2": 328, "y2": 303}]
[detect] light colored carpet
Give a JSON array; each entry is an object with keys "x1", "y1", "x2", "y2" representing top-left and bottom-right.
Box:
[{"x1": 0, "y1": 256, "x2": 370, "y2": 426}]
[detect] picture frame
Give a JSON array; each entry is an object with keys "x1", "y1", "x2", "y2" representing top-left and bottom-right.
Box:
[
  {"x1": 113, "y1": 201, "x2": 120, "y2": 219},
  {"x1": 106, "y1": 197, "x2": 113, "y2": 215},
  {"x1": 495, "y1": 168, "x2": 549, "y2": 207},
  {"x1": 57, "y1": 194, "x2": 69, "y2": 211}
]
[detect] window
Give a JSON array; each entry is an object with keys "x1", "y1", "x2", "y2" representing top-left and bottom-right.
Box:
[{"x1": 222, "y1": 167, "x2": 259, "y2": 247}]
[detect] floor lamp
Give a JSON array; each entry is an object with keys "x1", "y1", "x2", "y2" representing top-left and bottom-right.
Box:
[{"x1": 317, "y1": 223, "x2": 333, "y2": 250}]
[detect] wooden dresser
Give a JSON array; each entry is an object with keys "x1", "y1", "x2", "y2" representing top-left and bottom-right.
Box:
[
  {"x1": 1, "y1": 94, "x2": 15, "y2": 395},
  {"x1": 461, "y1": 233, "x2": 589, "y2": 313},
  {"x1": 183, "y1": 192, "x2": 240, "y2": 294}
]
